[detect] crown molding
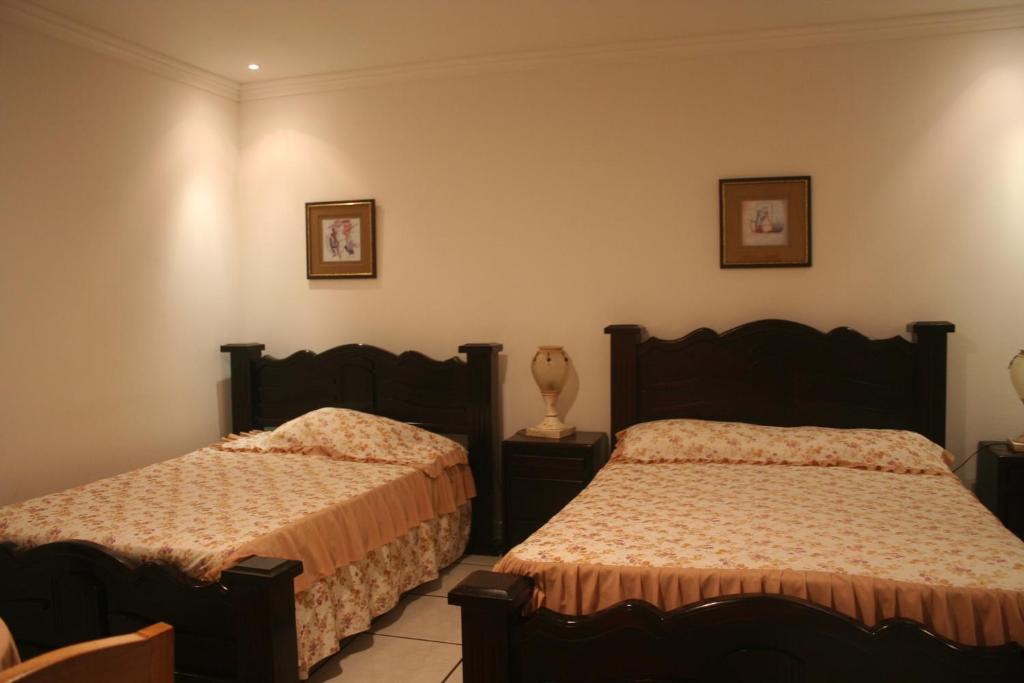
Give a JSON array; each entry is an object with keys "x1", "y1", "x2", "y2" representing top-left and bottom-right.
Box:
[
  {"x1": 2, "y1": 0, "x2": 1022, "y2": 104},
  {"x1": 0, "y1": 0, "x2": 240, "y2": 100},
  {"x1": 240, "y1": 4, "x2": 1024, "y2": 101}
]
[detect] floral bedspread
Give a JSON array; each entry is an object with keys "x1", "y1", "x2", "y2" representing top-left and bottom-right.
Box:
[
  {"x1": 0, "y1": 446, "x2": 469, "y2": 592},
  {"x1": 497, "y1": 461, "x2": 1024, "y2": 645},
  {"x1": 0, "y1": 444, "x2": 474, "y2": 678}
]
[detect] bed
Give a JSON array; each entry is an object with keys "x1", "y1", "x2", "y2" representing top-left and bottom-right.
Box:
[
  {"x1": 450, "y1": 319, "x2": 1024, "y2": 682},
  {"x1": 0, "y1": 340, "x2": 502, "y2": 683}
]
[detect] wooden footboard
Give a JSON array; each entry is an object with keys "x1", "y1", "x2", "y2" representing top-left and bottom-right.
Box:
[
  {"x1": 0, "y1": 541, "x2": 302, "y2": 682},
  {"x1": 450, "y1": 570, "x2": 1024, "y2": 683}
]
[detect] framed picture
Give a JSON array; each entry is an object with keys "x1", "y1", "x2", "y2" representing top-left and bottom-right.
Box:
[
  {"x1": 306, "y1": 199, "x2": 376, "y2": 279},
  {"x1": 719, "y1": 176, "x2": 811, "y2": 268}
]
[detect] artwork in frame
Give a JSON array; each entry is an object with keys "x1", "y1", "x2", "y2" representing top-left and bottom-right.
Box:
[
  {"x1": 719, "y1": 176, "x2": 811, "y2": 268},
  {"x1": 306, "y1": 199, "x2": 376, "y2": 278}
]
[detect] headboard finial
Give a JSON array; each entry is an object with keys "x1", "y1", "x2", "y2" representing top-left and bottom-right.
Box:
[
  {"x1": 220, "y1": 343, "x2": 266, "y2": 352},
  {"x1": 908, "y1": 321, "x2": 956, "y2": 334},
  {"x1": 604, "y1": 324, "x2": 645, "y2": 336},
  {"x1": 458, "y1": 343, "x2": 504, "y2": 354}
]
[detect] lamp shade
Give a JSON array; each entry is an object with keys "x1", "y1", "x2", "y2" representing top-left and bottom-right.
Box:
[
  {"x1": 531, "y1": 346, "x2": 570, "y2": 393},
  {"x1": 1011, "y1": 350, "x2": 1024, "y2": 402}
]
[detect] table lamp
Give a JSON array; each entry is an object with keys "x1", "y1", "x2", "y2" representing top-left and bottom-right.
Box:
[
  {"x1": 1010, "y1": 349, "x2": 1024, "y2": 452},
  {"x1": 526, "y1": 346, "x2": 575, "y2": 439}
]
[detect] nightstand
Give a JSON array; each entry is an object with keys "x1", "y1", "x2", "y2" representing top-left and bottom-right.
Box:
[
  {"x1": 976, "y1": 441, "x2": 1024, "y2": 541},
  {"x1": 502, "y1": 430, "x2": 609, "y2": 551}
]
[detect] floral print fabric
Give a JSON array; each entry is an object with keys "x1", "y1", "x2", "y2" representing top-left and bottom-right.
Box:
[
  {"x1": 295, "y1": 504, "x2": 469, "y2": 678},
  {"x1": 613, "y1": 419, "x2": 954, "y2": 475},
  {"x1": 0, "y1": 441, "x2": 473, "y2": 679},
  {"x1": 0, "y1": 444, "x2": 473, "y2": 594},
  {"x1": 497, "y1": 461, "x2": 1024, "y2": 646},
  {"x1": 217, "y1": 408, "x2": 467, "y2": 479}
]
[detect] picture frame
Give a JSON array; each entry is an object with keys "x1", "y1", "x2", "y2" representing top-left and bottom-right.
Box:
[
  {"x1": 306, "y1": 199, "x2": 376, "y2": 279},
  {"x1": 719, "y1": 176, "x2": 811, "y2": 268}
]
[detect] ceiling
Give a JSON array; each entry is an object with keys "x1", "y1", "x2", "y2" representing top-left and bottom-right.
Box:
[{"x1": 22, "y1": 0, "x2": 1024, "y2": 83}]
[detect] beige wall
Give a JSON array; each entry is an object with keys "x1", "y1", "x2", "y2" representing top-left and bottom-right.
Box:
[
  {"x1": 0, "y1": 23, "x2": 239, "y2": 504},
  {"x1": 237, "y1": 29, "x2": 1024, "y2": 481},
  {"x1": 1, "y1": 21, "x2": 1021, "y2": 506}
]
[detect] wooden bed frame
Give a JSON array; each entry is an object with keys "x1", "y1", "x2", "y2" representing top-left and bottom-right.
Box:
[
  {"x1": 450, "y1": 319, "x2": 1024, "y2": 682},
  {"x1": 0, "y1": 340, "x2": 501, "y2": 683}
]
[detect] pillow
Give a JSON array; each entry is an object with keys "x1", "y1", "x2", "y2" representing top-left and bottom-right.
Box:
[
  {"x1": 611, "y1": 418, "x2": 953, "y2": 475},
  {"x1": 217, "y1": 408, "x2": 467, "y2": 478}
]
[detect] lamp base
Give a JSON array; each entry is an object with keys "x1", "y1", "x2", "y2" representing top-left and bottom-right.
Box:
[
  {"x1": 1009, "y1": 435, "x2": 1024, "y2": 453},
  {"x1": 526, "y1": 424, "x2": 576, "y2": 439},
  {"x1": 526, "y1": 415, "x2": 576, "y2": 439}
]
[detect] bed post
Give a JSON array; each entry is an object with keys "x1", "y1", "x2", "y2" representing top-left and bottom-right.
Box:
[
  {"x1": 604, "y1": 325, "x2": 645, "y2": 445},
  {"x1": 220, "y1": 343, "x2": 265, "y2": 433},
  {"x1": 448, "y1": 571, "x2": 532, "y2": 683},
  {"x1": 907, "y1": 321, "x2": 955, "y2": 447},
  {"x1": 221, "y1": 556, "x2": 303, "y2": 683},
  {"x1": 459, "y1": 343, "x2": 503, "y2": 554}
]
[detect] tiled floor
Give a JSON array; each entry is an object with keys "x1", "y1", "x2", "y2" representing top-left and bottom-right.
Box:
[{"x1": 306, "y1": 554, "x2": 498, "y2": 682}]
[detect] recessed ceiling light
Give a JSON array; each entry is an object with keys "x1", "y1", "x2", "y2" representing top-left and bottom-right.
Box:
[{"x1": 247, "y1": 63, "x2": 260, "y2": 71}]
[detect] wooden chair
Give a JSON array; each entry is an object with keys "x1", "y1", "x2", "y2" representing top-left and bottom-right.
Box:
[{"x1": 0, "y1": 623, "x2": 173, "y2": 683}]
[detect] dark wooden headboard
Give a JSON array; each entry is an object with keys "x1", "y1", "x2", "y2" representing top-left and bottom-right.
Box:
[
  {"x1": 604, "y1": 320, "x2": 954, "y2": 447},
  {"x1": 220, "y1": 341, "x2": 502, "y2": 553}
]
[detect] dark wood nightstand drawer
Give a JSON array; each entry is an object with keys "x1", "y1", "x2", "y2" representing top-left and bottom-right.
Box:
[
  {"x1": 505, "y1": 443, "x2": 590, "y2": 459},
  {"x1": 507, "y1": 477, "x2": 585, "y2": 520},
  {"x1": 505, "y1": 453, "x2": 586, "y2": 481}
]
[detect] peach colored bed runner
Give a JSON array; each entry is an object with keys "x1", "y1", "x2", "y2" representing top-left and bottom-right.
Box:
[
  {"x1": 497, "y1": 461, "x2": 1024, "y2": 646},
  {"x1": 0, "y1": 438, "x2": 474, "y2": 595}
]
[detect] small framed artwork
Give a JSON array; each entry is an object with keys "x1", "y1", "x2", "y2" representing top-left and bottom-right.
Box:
[
  {"x1": 719, "y1": 176, "x2": 811, "y2": 268},
  {"x1": 306, "y1": 199, "x2": 376, "y2": 279}
]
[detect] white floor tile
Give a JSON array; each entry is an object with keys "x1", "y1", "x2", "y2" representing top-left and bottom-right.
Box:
[
  {"x1": 412, "y1": 561, "x2": 486, "y2": 597},
  {"x1": 460, "y1": 554, "x2": 500, "y2": 567},
  {"x1": 372, "y1": 593, "x2": 462, "y2": 644},
  {"x1": 444, "y1": 663, "x2": 463, "y2": 683},
  {"x1": 307, "y1": 634, "x2": 461, "y2": 683}
]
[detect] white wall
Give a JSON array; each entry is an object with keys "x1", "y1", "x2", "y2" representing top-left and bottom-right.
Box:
[
  {"x1": 237, "y1": 28, "x2": 1024, "y2": 481},
  {"x1": 0, "y1": 22, "x2": 239, "y2": 504}
]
